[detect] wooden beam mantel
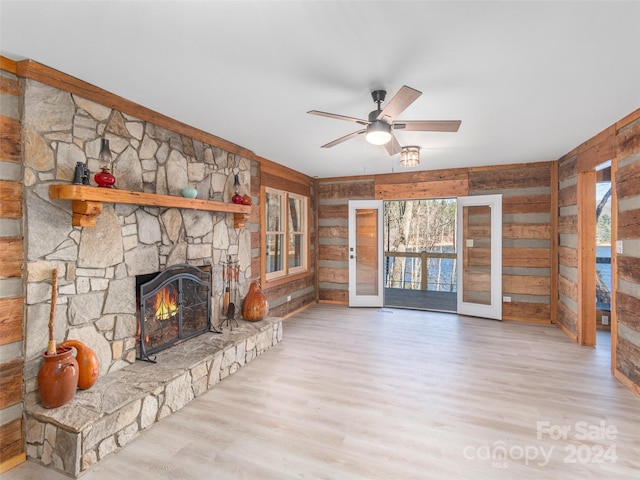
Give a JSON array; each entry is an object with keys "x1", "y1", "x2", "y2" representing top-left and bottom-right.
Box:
[{"x1": 49, "y1": 184, "x2": 251, "y2": 227}]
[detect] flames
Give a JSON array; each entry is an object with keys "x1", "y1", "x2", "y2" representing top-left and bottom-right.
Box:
[{"x1": 154, "y1": 286, "x2": 178, "y2": 321}]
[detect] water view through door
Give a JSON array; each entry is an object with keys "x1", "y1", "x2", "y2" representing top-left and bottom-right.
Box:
[{"x1": 383, "y1": 199, "x2": 458, "y2": 312}]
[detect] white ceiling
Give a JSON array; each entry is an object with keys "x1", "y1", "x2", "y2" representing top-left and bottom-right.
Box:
[{"x1": 1, "y1": 1, "x2": 639, "y2": 178}]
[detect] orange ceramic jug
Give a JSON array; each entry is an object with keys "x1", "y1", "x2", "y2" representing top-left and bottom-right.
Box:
[
  {"x1": 59, "y1": 339, "x2": 100, "y2": 390},
  {"x1": 242, "y1": 282, "x2": 269, "y2": 321},
  {"x1": 37, "y1": 346, "x2": 79, "y2": 408}
]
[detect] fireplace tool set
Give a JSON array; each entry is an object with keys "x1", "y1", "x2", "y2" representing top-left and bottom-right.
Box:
[{"x1": 221, "y1": 255, "x2": 240, "y2": 330}]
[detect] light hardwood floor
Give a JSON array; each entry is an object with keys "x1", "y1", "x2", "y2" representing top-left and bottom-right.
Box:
[{"x1": 5, "y1": 305, "x2": 640, "y2": 479}]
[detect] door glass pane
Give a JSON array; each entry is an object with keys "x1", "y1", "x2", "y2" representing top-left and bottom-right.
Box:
[
  {"x1": 356, "y1": 208, "x2": 379, "y2": 296},
  {"x1": 462, "y1": 205, "x2": 491, "y2": 305}
]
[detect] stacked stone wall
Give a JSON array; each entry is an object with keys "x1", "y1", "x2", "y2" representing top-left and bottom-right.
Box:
[{"x1": 22, "y1": 78, "x2": 253, "y2": 396}]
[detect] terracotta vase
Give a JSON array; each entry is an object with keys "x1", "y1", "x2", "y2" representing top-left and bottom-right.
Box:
[
  {"x1": 59, "y1": 339, "x2": 100, "y2": 390},
  {"x1": 37, "y1": 346, "x2": 79, "y2": 408},
  {"x1": 242, "y1": 282, "x2": 269, "y2": 321}
]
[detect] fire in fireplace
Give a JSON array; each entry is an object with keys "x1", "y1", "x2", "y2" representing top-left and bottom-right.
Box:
[{"x1": 136, "y1": 264, "x2": 212, "y2": 362}]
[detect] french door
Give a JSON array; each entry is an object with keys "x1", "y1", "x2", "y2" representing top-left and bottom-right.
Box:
[
  {"x1": 348, "y1": 200, "x2": 384, "y2": 307},
  {"x1": 456, "y1": 194, "x2": 503, "y2": 320}
]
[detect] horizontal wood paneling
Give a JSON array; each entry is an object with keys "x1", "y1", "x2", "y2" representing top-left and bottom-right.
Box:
[
  {"x1": 618, "y1": 209, "x2": 640, "y2": 238},
  {"x1": 318, "y1": 204, "x2": 348, "y2": 219},
  {"x1": 558, "y1": 246, "x2": 578, "y2": 268},
  {"x1": 266, "y1": 279, "x2": 315, "y2": 318},
  {"x1": 261, "y1": 170, "x2": 310, "y2": 197},
  {"x1": 557, "y1": 215, "x2": 577, "y2": 233},
  {"x1": 502, "y1": 195, "x2": 550, "y2": 214},
  {"x1": 375, "y1": 179, "x2": 467, "y2": 200},
  {"x1": 616, "y1": 114, "x2": 640, "y2": 158},
  {"x1": 503, "y1": 302, "x2": 551, "y2": 322},
  {"x1": 375, "y1": 168, "x2": 467, "y2": 185},
  {"x1": 0, "y1": 115, "x2": 21, "y2": 163},
  {"x1": 559, "y1": 274, "x2": 578, "y2": 301},
  {"x1": 557, "y1": 300, "x2": 578, "y2": 335},
  {"x1": 503, "y1": 248, "x2": 550, "y2": 268},
  {"x1": 318, "y1": 225, "x2": 348, "y2": 240},
  {"x1": 0, "y1": 418, "x2": 23, "y2": 464},
  {"x1": 259, "y1": 155, "x2": 313, "y2": 190},
  {"x1": 319, "y1": 181, "x2": 374, "y2": 200},
  {"x1": 0, "y1": 359, "x2": 22, "y2": 409},
  {"x1": 0, "y1": 62, "x2": 24, "y2": 471},
  {"x1": 503, "y1": 275, "x2": 550, "y2": 296},
  {"x1": 319, "y1": 244, "x2": 347, "y2": 262},
  {"x1": 616, "y1": 336, "x2": 640, "y2": 387},
  {"x1": 614, "y1": 124, "x2": 640, "y2": 394},
  {"x1": 0, "y1": 181, "x2": 21, "y2": 218},
  {"x1": 0, "y1": 297, "x2": 22, "y2": 346},
  {"x1": 318, "y1": 289, "x2": 348, "y2": 303},
  {"x1": 616, "y1": 158, "x2": 640, "y2": 199},
  {"x1": 558, "y1": 185, "x2": 577, "y2": 207},
  {"x1": 618, "y1": 255, "x2": 640, "y2": 284},
  {"x1": 503, "y1": 224, "x2": 551, "y2": 239},
  {"x1": 558, "y1": 156, "x2": 578, "y2": 182},
  {"x1": 468, "y1": 164, "x2": 551, "y2": 190},
  {"x1": 318, "y1": 267, "x2": 348, "y2": 284},
  {"x1": 577, "y1": 125, "x2": 616, "y2": 173},
  {"x1": 0, "y1": 238, "x2": 22, "y2": 278},
  {"x1": 617, "y1": 291, "x2": 640, "y2": 332}
]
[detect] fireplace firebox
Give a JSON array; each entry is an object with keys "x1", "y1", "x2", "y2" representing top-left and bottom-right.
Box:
[{"x1": 137, "y1": 264, "x2": 213, "y2": 362}]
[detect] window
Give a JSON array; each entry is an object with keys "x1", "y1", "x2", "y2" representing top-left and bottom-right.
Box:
[{"x1": 264, "y1": 187, "x2": 308, "y2": 281}]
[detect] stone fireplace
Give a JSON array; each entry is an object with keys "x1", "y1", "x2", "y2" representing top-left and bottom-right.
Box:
[
  {"x1": 22, "y1": 77, "x2": 252, "y2": 382},
  {"x1": 20, "y1": 78, "x2": 283, "y2": 477}
]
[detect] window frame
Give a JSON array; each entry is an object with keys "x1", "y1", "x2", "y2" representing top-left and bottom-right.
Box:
[{"x1": 262, "y1": 186, "x2": 309, "y2": 284}]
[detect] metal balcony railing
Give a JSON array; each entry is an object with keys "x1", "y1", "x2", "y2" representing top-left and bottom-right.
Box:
[{"x1": 384, "y1": 251, "x2": 457, "y2": 292}]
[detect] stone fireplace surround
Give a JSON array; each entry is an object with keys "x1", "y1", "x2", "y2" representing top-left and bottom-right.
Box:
[
  {"x1": 26, "y1": 318, "x2": 283, "y2": 477},
  {"x1": 20, "y1": 78, "x2": 281, "y2": 476}
]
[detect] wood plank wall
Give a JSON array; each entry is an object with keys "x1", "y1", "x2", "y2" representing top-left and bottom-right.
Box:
[
  {"x1": 468, "y1": 163, "x2": 553, "y2": 322},
  {"x1": 614, "y1": 114, "x2": 640, "y2": 394},
  {"x1": 317, "y1": 177, "x2": 376, "y2": 303},
  {"x1": 317, "y1": 164, "x2": 554, "y2": 324},
  {"x1": 257, "y1": 157, "x2": 317, "y2": 318},
  {"x1": 556, "y1": 154, "x2": 579, "y2": 339},
  {"x1": 0, "y1": 59, "x2": 26, "y2": 471}
]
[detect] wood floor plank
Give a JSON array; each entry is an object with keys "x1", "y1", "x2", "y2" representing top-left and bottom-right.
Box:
[{"x1": 4, "y1": 305, "x2": 639, "y2": 479}]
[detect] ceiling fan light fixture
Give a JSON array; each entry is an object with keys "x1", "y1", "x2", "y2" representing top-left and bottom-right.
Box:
[
  {"x1": 400, "y1": 146, "x2": 420, "y2": 167},
  {"x1": 365, "y1": 121, "x2": 392, "y2": 145}
]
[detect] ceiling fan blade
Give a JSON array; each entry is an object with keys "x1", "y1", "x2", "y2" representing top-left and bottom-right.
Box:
[
  {"x1": 321, "y1": 129, "x2": 366, "y2": 148},
  {"x1": 384, "y1": 134, "x2": 402, "y2": 156},
  {"x1": 307, "y1": 110, "x2": 369, "y2": 125},
  {"x1": 393, "y1": 120, "x2": 462, "y2": 132},
  {"x1": 376, "y1": 85, "x2": 422, "y2": 122}
]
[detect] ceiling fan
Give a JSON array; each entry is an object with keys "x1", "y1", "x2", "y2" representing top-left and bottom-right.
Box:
[{"x1": 307, "y1": 85, "x2": 461, "y2": 156}]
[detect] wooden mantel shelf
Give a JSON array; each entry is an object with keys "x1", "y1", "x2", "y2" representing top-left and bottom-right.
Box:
[{"x1": 49, "y1": 184, "x2": 251, "y2": 227}]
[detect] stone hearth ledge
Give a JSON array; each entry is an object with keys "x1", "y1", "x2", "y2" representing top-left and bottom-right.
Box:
[{"x1": 25, "y1": 317, "x2": 283, "y2": 478}]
